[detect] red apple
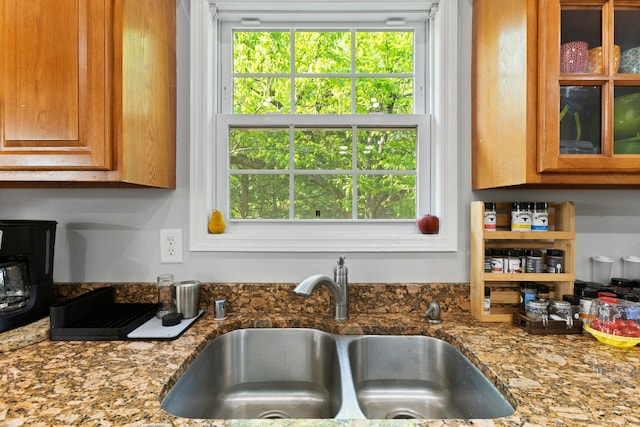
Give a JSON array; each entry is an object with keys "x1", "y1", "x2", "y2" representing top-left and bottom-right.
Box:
[{"x1": 417, "y1": 214, "x2": 439, "y2": 234}]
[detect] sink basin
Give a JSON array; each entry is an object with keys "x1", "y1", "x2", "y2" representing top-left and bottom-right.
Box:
[
  {"x1": 161, "y1": 329, "x2": 515, "y2": 420},
  {"x1": 347, "y1": 335, "x2": 514, "y2": 419},
  {"x1": 161, "y1": 328, "x2": 342, "y2": 419}
]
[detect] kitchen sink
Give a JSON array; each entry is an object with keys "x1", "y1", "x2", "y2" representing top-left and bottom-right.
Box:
[
  {"x1": 161, "y1": 328, "x2": 342, "y2": 419},
  {"x1": 347, "y1": 335, "x2": 515, "y2": 419},
  {"x1": 161, "y1": 329, "x2": 515, "y2": 420}
]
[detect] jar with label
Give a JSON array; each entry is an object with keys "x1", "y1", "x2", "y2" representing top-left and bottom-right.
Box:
[
  {"x1": 524, "y1": 249, "x2": 543, "y2": 273},
  {"x1": 505, "y1": 249, "x2": 522, "y2": 273},
  {"x1": 537, "y1": 284, "x2": 550, "y2": 300},
  {"x1": 526, "y1": 299, "x2": 549, "y2": 327},
  {"x1": 511, "y1": 202, "x2": 532, "y2": 231},
  {"x1": 484, "y1": 287, "x2": 491, "y2": 315},
  {"x1": 484, "y1": 202, "x2": 497, "y2": 232},
  {"x1": 491, "y1": 249, "x2": 505, "y2": 273},
  {"x1": 546, "y1": 249, "x2": 564, "y2": 273},
  {"x1": 484, "y1": 248, "x2": 492, "y2": 273},
  {"x1": 576, "y1": 286, "x2": 598, "y2": 322},
  {"x1": 531, "y1": 202, "x2": 549, "y2": 231},
  {"x1": 549, "y1": 300, "x2": 573, "y2": 329},
  {"x1": 520, "y1": 282, "x2": 538, "y2": 313}
]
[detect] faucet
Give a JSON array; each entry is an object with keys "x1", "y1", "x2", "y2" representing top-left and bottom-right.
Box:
[
  {"x1": 294, "y1": 257, "x2": 348, "y2": 321},
  {"x1": 425, "y1": 300, "x2": 442, "y2": 324}
]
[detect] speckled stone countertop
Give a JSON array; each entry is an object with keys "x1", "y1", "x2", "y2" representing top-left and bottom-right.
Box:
[{"x1": 1, "y1": 283, "x2": 639, "y2": 426}]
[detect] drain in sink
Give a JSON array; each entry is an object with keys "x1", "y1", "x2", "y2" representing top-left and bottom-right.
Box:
[
  {"x1": 257, "y1": 410, "x2": 291, "y2": 419},
  {"x1": 386, "y1": 409, "x2": 425, "y2": 419}
]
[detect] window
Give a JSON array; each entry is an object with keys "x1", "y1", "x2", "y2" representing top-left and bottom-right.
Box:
[{"x1": 189, "y1": 0, "x2": 458, "y2": 252}]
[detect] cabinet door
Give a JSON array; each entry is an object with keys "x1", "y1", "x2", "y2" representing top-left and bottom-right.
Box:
[
  {"x1": 0, "y1": 0, "x2": 110, "y2": 170},
  {"x1": 538, "y1": 0, "x2": 640, "y2": 173}
]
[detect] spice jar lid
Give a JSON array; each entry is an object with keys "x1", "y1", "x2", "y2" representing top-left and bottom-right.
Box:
[
  {"x1": 525, "y1": 249, "x2": 542, "y2": 257},
  {"x1": 533, "y1": 202, "x2": 548, "y2": 210},
  {"x1": 576, "y1": 286, "x2": 598, "y2": 299},
  {"x1": 484, "y1": 202, "x2": 496, "y2": 210},
  {"x1": 528, "y1": 299, "x2": 549, "y2": 308},
  {"x1": 547, "y1": 249, "x2": 564, "y2": 256}
]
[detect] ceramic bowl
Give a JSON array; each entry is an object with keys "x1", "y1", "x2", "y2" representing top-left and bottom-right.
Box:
[
  {"x1": 587, "y1": 45, "x2": 621, "y2": 73},
  {"x1": 614, "y1": 92, "x2": 640, "y2": 139},
  {"x1": 560, "y1": 41, "x2": 588, "y2": 73},
  {"x1": 620, "y1": 46, "x2": 640, "y2": 74}
]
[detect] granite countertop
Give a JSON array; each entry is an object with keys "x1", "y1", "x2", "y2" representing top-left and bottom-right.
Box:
[{"x1": 0, "y1": 283, "x2": 639, "y2": 426}]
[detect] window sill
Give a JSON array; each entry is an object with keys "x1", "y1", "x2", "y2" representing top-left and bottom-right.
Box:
[{"x1": 190, "y1": 229, "x2": 456, "y2": 252}]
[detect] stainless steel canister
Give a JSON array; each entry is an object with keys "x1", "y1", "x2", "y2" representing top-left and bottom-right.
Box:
[{"x1": 174, "y1": 280, "x2": 201, "y2": 318}]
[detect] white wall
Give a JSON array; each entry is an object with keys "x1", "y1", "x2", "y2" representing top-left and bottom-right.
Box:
[{"x1": 1, "y1": 0, "x2": 639, "y2": 284}]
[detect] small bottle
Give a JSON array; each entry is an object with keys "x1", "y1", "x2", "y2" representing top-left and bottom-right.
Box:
[
  {"x1": 484, "y1": 248, "x2": 493, "y2": 273},
  {"x1": 531, "y1": 202, "x2": 549, "y2": 231},
  {"x1": 537, "y1": 284, "x2": 550, "y2": 300},
  {"x1": 525, "y1": 249, "x2": 543, "y2": 273},
  {"x1": 483, "y1": 287, "x2": 491, "y2": 315},
  {"x1": 157, "y1": 274, "x2": 176, "y2": 319},
  {"x1": 505, "y1": 249, "x2": 522, "y2": 273},
  {"x1": 484, "y1": 202, "x2": 497, "y2": 232},
  {"x1": 511, "y1": 202, "x2": 532, "y2": 232},
  {"x1": 520, "y1": 282, "x2": 538, "y2": 313},
  {"x1": 546, "y1": 249, "x2": 564, "y2": 273},
  {"x1": 491, "y1": 249, "x2": 505, "y2": 273},
  {"x1": 576, "y1": 286, "x2": 598, "y2": 323}
]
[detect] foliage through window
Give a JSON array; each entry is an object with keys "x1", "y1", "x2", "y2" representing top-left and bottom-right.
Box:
[{"x1": 223, "y1": 28, "x2": 425, "y2": 221}]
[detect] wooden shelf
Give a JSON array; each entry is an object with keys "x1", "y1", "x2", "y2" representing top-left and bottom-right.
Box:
[{"x1": 470, "y1": 201, "x2": 576, "y2": 322}]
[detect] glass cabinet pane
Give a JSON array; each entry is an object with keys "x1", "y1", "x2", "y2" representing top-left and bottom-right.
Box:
[
  {"x1": 560, "y1": 8, "x2": 601, "y2": 74},
  {"x1": 559, "y1": 86, "x2": 601, "y2": 154},
  {"x1": 613, "y1": 87, "x2": 640, "y2": 154},
  {"x1": 614, "y1": 9, "x2": 640, "y2": 74}
]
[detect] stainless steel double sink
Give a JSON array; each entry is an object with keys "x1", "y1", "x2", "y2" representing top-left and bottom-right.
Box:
[{"x1": 161, "y1": 328, "x2": 515, "y2": 420}]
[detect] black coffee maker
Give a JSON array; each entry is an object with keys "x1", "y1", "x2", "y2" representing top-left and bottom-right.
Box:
[{"x1": 0, "y1": 220, "x2": 57, "y2": 332}]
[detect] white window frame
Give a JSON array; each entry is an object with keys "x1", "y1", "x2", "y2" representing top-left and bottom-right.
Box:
[{"x1": 189, "y1": 0, "x2": 458, "y2": 252}]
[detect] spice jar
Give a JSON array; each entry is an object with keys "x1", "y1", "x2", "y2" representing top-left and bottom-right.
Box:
[
  {"x1": 484, "y1": 248, "x2": 492, "y2": 273},
  {"x1": 491, "y1": 249, "x2": 505, "y2": 273},
  {"x1": 524, "y1": 249, "x2": 543, "y2": 273},
  {"x1": 520, "y1": 282, "x2": 538, "y2": 313},
  {"x1": 505, "y1": 249, "x2": 522, "y2": 273},
  {"x1": 526, "y1": 299, "x2": 549, "y2": 327},
  {"x1": 511, "y1": 202, "x2": 532, "y2": 232},
  {"x1": 531, "y1": 202, "x2": 549, "y2": 231},
  {"x1": 484, "y1": 202, "x2": 497, "y2": 232},
  {"x1": 549, "y1": 300, "x2": 573, "y2": 329},
  {"x1": 576, "y1": 286, "x2": 598, "y2": 322},
  {"x1": 537, "y1": 284, "x2": 550, "y2": 300},
  {"x1": 546, "y1": 249, "x2": 564, "y2": 273}
]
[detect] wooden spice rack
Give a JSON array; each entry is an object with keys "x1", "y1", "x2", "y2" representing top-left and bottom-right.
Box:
[{"x1": 470, "y1": 201, "x2": 575, "y2": 322}]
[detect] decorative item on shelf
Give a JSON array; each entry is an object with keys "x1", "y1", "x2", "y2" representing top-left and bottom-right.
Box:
[
  {"x1": 208, "y1": 209, "x2": 226, "y2": 234},
  {"x1": 587, "y1": 45, "x2": 621, "y2": 73},
  {"x1": 560, "y1": 41, "x2": 588, "y2": 73},
  {"x1": 619, "y1": 46, "x2": 640, "y2": 74}
]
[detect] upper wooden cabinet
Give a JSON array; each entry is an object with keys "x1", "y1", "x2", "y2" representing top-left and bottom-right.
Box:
[
  {"x1": 0, "y1": 0, "x2": 176, "y2": 188},
  {"x1": 473, "y1": 0, "x2": 640, "y2": 189}
]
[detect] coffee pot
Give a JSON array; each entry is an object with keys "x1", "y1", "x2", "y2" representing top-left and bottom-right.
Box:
[{"x1": 0, "y1": 220, "x2": 57, "y2": 332}]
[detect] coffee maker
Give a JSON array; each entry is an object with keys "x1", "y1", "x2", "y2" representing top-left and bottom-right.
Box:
[{"x1": 0, "y1": 220, "x2": 57, "y2": 332}]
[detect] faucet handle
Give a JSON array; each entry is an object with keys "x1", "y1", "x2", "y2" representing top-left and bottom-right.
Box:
[{"x1": 425, "y1": 300, "x2": 442, "y2": 324}]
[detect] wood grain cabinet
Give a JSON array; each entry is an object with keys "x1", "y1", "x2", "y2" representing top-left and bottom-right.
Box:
[
  {"x1": 0, "y1": 0, "x2": 176, "y2": 187},
  {"x1": 473, "y1": 0, "x2": 640, "y2": 189}
]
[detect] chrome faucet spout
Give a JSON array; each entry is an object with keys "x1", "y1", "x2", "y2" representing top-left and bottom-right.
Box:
[{"x1": 294, "y1": 258, "x2": 349, "y2": 321}]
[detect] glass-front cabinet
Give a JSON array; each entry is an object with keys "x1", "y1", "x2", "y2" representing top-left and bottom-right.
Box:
[{"x1": 539, "y1": 0, "x2": 640, "y2": 172}]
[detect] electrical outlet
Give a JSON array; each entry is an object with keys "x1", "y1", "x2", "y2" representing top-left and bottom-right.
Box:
[{"x1": 160, "y1": 229, "x2": 183, "y2": 263}]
